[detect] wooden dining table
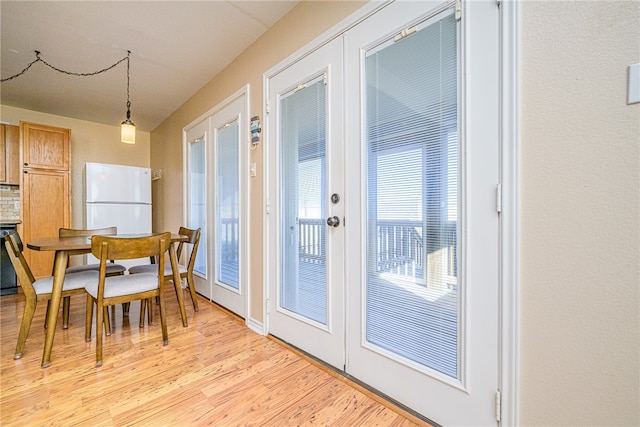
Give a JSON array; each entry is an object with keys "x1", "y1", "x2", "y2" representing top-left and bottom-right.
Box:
[{"x1": 27, "y1": 233, "x2": 189, "y2": 368}]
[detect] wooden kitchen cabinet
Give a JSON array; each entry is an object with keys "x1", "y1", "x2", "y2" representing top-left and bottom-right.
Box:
[
  {"x1": 21, "y1": 121, "x2": 70, "y2": 171},
  {"x1": 20, "y1": 122, "x2": 71, "y2": 278},
  {"x1": 0, "y1": 124, "x2": 20, "y2": 185}
]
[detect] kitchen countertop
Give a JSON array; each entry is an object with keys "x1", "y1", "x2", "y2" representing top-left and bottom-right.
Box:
[{"x1": 0, "y1": 220, "x2": 21, "y2": 225}]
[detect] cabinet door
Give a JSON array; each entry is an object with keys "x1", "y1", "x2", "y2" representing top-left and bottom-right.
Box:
[
  {"x1": 5, "y1": 125, "x2": 20, "y2": 185},
  {"x1": 22, "y1": 169, "x2": 70, "y2": 278},
  {"x1": 21, "y1": 122, "x2": 70, "y2": 171},
  {"x1": 0, "y1": 125, "x2": 6, "y2": 182}
]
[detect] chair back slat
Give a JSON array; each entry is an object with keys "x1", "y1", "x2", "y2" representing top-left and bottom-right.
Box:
[
  {"x1": 176, "y1": 227, "x2": 201, "y2": 266},
  {"x1": 59, "y1": 226, "x2": 117, "y2": 238},
  {"x1": 91, "y1": 233, "x2": 170, "y2": 261}
]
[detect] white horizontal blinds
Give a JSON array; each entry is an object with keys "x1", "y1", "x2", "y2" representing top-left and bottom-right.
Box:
[
  {"x1": 189, "y1": 137, "x2": 207, "y2": 276},
  {"x1": 216, "y1": 121, "x2": 240, "y2": 289},
  {"x1": 280, "y1": 76, "x2": 327, "y2": 324},
  {"x1": 365, "y1": 10, "x2": 459, "y2": 378}
]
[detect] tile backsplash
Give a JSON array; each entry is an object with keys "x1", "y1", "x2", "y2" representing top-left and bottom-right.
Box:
[{"x1": 0, "y1": 186, "x2": 20, "y2": 221}]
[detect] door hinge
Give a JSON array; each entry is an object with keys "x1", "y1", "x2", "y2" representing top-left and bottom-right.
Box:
[
  {"x1": 496, "y1": 0, "x2": 502, "y2": 7},
  {"x1": 455, "y1": 0, "x2": 462, "y2": 21},
  {"x1": 266, "y1": 102, "x2": 270, "y2": 114},
  {"x1": 266, "y1": 298, "x2": 271, "y2": 315},
  {"x1": 323, "y1": 72, "x2": 328, "y2": 86},
  {"x1": 496, "y1": 183, "x2": 502, "y2": 213},
  {"x1": 495, "y1": 390, "x2": 502, "y2": 422}
]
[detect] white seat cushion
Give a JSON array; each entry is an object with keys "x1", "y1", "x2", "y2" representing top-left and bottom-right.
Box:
[
  {"x1": 66, "y1": 263, "x2": 126, "y2": 275},
  {"x1": 128, "y1": 263, "x2": 187, "y2": 276},
  {"x1": 85, "y1": 273, "x2": 158, "y2": 299},
  {"x1": 32, "y1": 271, "x2": 99, "y2": 295}
]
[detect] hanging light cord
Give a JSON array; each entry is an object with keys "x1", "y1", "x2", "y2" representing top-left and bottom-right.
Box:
[
  {"x1": 1, "y1": 50, "x2": 130, "y2": 82},
  {"x1": 125, "y1": 51, "x2": 131, "y2": 120}
]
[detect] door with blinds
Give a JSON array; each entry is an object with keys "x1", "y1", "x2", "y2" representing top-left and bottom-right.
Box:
[
  {"x1": 344, "y1": 1, "x2": 500, "y2": 425},
  {"x1": 267, "y1": 1, "x2": 500, "y2": 424},
  {"x1": 266, "y1": 37, "x2": 345, "y2": 369},
  {"x1": 186, "y1": 92, "x2": 247, "y2": 318},
  {"x1": 210, "y1": 95, "x2": 246, "y2": 317}
]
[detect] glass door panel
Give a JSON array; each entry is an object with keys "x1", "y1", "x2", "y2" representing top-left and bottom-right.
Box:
[
  {"x1": 189, "y1": 136, "x2": 207, "y2": 276},
  {"x1": 280, "y1": 77, "x2": 327, "y2": 325},
  {"x1": 365, "y1": 11, "x2": 459, "y2": 379},
  {"x1": 216, "y1": 120, "x2": 240, "y2": 290}
]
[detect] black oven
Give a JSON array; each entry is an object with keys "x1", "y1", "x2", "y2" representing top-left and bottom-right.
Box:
[{"x1": 1, "y1": 224, "x2": 18, "y2": 295}]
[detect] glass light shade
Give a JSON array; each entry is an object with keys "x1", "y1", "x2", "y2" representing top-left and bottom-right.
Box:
[{"x1": 121, "y1": 120, "x2": 136, "y2": 144}]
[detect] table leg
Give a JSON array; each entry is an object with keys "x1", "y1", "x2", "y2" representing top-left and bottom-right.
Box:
[
  {"x1": 42, "y1": 250, "x2": 69, "y2": 368},
  {"x1": 169, "y1": 244, "x2": 188, "y2": 327}
]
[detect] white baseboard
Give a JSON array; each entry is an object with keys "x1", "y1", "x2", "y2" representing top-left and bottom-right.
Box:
[{"x1": 246, "y1": 317, "x2": 265, "y2": 336}]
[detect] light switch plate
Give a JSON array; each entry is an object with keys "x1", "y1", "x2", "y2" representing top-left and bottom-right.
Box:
[{"x1": 628, "y1": 63, "x2": 640, "y2": 104}]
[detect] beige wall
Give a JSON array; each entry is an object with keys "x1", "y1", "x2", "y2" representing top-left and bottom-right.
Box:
[
  {"x1": 520, "y1": 1, "x2": 639, "y2": 426},
  {"x1": 150, "y1": 0, "x2": 365, "y2": 323},
  {"x1": 1, "y1": 105, "x2": 150, "y2": 229}
]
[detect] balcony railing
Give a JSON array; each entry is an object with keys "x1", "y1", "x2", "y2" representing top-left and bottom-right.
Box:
[
  {"x1": 298, "y1": 218, "x2": 457, "y2": 282},
  {"x1": 299, "y1": 218, "x2": 325, "y2": 265}
]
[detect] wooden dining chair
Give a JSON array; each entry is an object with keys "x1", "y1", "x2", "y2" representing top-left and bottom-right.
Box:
[
  {"x1": 85, "y1": 232, "x2": 171, "y2": 367},
  {"x1": 59, "y1": 226, "x2": 126, "y2": 326},
  {"x1": 129, "y1": 227, "x2": 201, "y2": 322},
  {"x1": 4, "y1": 231, "x2": 99, "y2": 360},
  {"x1": 59, "y1": 226, "x2": 126, "y2": 276}
]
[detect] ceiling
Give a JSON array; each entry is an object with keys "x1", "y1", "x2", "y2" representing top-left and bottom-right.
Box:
[{"x1": 0, "y1": 1, "x2": 299, "y2": 132}]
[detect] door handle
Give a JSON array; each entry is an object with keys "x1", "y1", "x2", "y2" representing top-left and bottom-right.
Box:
[{"x1": 326, "y1": 216, "x2": 340, "y2": 227}]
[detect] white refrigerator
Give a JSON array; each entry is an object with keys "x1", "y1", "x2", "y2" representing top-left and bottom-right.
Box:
[{"x1": 85, "y1": 162, "x2": 152, "y2": 268}]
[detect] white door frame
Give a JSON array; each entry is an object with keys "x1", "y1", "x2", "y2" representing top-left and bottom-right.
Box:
[
  {"x1": 498, "y1": 0, "x2": 520, "y2": 424},
  {"x1": 261, "y1": 1, "x2": 520, "y2": 425}
]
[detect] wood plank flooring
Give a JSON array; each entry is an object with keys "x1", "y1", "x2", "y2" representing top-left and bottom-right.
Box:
[{"x1": 0, "y1": 289, "x2": 429, "y2": 426}]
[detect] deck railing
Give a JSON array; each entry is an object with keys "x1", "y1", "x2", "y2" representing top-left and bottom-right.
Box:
[
  {"x1": 376, "y1": 219, "x2": 424, "y2": 278},
  {"x1": 220, "y1": 217, "x2": 239, "y2": 262},
  {"x1": 297, "y1": 218, "x2": 457, "y2": 281},
  {"x1": 298, "y1": 218, "x2": 325, "y2": 265}
]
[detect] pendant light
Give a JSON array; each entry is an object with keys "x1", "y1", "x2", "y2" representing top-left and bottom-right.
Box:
[{"x1": 121, "y1": 51, "x2": 135, "y2": 144}]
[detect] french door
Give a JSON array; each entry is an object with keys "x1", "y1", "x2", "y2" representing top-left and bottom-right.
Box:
[
  {"x1": 209, "y1": 96, "x2": 246, "y2": 316},
  {"x1": 267, "y1": 1, "x2": 500, "y2": 425},
  {"x1": 267, "y1": 37, "x2": 345, "y2": 369},
  {"x1": 186, "y1": 92, "x2": 247, "y2": 318}
]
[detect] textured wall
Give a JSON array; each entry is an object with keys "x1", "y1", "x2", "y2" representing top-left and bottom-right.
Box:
[{"x1": 520, "y1": 1, "x2": 639, "y2": 425}]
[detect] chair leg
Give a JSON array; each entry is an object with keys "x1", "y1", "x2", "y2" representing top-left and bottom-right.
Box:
[
  {"x1": 147, "y1": 298, "x2": 154, "y2": 325},
  {"x1": 85, "y1": 295, "x2": 93, "y2": 342},
  {"x1": 158, "y1": 294, "x2": 168, "y2": 346},
  {"x1": 186, "y1": 273, "x2": 199, "y2": 312},
  {"x1": 14, "y1": 296, "x2": 37, "y2": 359},
  {"x1": 104, "y1": 307, "x2": 112, "y2": 336},
  {"x1": 62, "y1": 296, "x2": 71, "y2": 329},
  {"x1": 44, "y1": 301, "x2": 51, "y2": 329},
  {"x1": 139, "y1": 299, "x2": 146, "y2": 328},
  {"x1": 95, "y1": 301, "x2": 104, "y2": 368},
  {"x1": 122, "y1": 302, "x2": 130, "y2": 316}
]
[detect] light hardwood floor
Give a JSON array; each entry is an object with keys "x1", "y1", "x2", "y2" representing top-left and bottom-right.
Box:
[{"x1": 0, "y1": 288, "x2": 430, "y2": 426}]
